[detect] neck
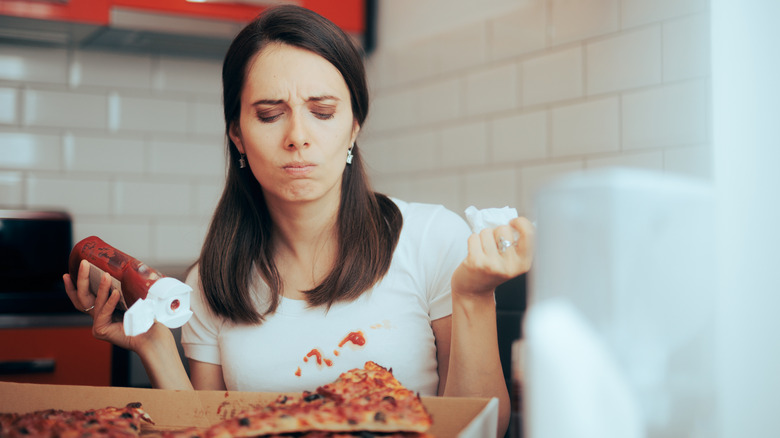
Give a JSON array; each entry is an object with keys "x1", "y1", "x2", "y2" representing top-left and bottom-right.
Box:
[{"x1": 265, "y1": 192, "x2": 340, "y2": 262}]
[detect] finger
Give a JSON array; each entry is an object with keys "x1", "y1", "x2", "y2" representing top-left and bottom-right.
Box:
[
  {"x1": 85, "y1": 272, "x2": 111, "y2": 312},
  {"x1": 76, "y1": 259, "x2": 94, "y2": 307},
  {"x1": 94, "y1": 287, "x2": 121, "y2": 332},
  {"x1": 465, "y1": 232, "x2": 485, "y2": 260},
  {"x1": 63, "y1": 273, "x2": 80, "y2": 307},
  {"x1": 479, "y1": 228, "x2": 499, "y2": 256},
  {"x1": 492, "y1": 225, "x2": 518, "y2": 255},
  {"x1": 510, "y1": 217, "x2": 535, "y2": 259}
]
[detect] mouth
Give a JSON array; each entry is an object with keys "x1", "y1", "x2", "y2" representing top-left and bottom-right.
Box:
[{"x1": 282, "y1": 161, "x2": 316, "y2": 176}]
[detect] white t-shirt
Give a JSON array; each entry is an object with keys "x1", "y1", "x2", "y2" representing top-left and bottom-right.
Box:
[{"x1": 181, "y1": 199, "x2": 471, "y2": 395}]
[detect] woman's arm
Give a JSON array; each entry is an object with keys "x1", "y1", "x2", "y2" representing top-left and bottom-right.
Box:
[
  {"x1": 436, "y1": 216, "x2": 535, "y2": 438},
  {"x1": 63, "y1": 260, "x2": 194, "y2": 390},
  {"x1": 189, "y1": 360, "x2": 227, "y2": 390}
]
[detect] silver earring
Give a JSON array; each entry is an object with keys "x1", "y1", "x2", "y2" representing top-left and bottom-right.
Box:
[
  {"x1": 239, "y1": 154, "x2": 247, "y2": 168},
  {"x1": 346, "y1": 144, "x2": 354, "y2": 165}
]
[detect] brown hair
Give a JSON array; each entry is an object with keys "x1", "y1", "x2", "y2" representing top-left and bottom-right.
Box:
[{"x1": 198, "y1": 5, "x2": 402, "y2": 323}]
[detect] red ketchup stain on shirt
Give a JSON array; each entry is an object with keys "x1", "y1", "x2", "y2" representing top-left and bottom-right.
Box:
[
  {"x1": 306, "y1": 349, "x2": 324, "y2": 365},
  {"x1": 295, "y1": 367, "x2": 301, "y2": 377},
  {"x1": 333, "y1": 350, "x2": 340, "y2": 356},
  {"x1": 305, "y1": 349, "x2": 334, "y2": 367},
  {"x1": 338, "y1": 331, "x2": 366, "y2": 348}
]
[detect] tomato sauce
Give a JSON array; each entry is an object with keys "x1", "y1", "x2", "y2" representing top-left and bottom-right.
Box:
[{"x1": 338, "y1": 331, "x2": 366, "y2": 348}]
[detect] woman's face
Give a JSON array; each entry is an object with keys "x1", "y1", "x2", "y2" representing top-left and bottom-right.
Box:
[{"x1": 230, "y1": 42, "x2": 359, "y2": 207}]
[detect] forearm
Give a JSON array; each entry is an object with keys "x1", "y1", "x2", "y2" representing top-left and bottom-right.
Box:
[
  {"x1": 135, "y1": 324, "x2": 193, "y2": 390},
  {"x1": 445, "y1": 290, "x2": 510, "y2": 438}
]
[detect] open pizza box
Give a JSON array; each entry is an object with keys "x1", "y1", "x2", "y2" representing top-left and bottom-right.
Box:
[{"x1": 0, "y1": 381, "x2": 498, "y2": 438}]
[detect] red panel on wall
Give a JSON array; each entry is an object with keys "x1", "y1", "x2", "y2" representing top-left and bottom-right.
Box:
[
  {"x1": 110, "y1": 0, "x2": 365, "y2": 32},
  {"x1": 0, "y1": 0, "x2": 110, "y2": 25},
  {"x1": 0, "y1": 0, "x2": 365, "y2": 33},
  {"x1": 302, "y1": 0, "x2": 365, "y2": 33},
  {"x1": 110, "y1": 0, "x2": 261, "y2": 23}
]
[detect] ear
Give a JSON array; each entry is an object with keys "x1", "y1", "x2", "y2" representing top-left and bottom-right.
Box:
[
  {"x1": 228, "y1": 121, "x2": 245, "y2": 154},
  {"x1": 349, "y1": 119, "x2": 360, "y2": 146}
]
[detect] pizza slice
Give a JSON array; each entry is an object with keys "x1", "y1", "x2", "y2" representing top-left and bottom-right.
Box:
[
  {"x1": 154, "y1": 361, "x2": 433, "y2": 438},
  {"x1": 0, "y1": 402, "x2": 153, "y2": 438}
]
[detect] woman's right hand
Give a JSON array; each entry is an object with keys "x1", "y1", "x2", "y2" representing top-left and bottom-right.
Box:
[
  {"x1": 62, "y1": 260, "x2": 166, "y2": 353},
  {"x1": 64, "y1": 260, "x2": 193, "y2": 390}
]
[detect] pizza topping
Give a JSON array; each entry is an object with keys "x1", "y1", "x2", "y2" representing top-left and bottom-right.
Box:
[{"x1": 304, "y1": 392, "x2": 323, "y2": 402}]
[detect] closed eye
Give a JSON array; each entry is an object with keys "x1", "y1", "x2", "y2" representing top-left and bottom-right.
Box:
[
  {"x1": 313, "y1": 111, "x2": 335, "y2": 120},
  {"x1": 257, "y1": 112, "x2": 282, "y2": 123}
]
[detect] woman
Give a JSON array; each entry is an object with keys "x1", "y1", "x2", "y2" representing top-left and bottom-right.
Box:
[{"x1": 64, "y1": 5, "x2": 533, "y2": 437}]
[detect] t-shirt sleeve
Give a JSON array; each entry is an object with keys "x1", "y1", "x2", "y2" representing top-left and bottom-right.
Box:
[
  {"x1": 181, "y1": 266, "x2": 222, "y2": 365},
  {"x1": 419, "y1": 205, "x2": 472, "y2": 320}
]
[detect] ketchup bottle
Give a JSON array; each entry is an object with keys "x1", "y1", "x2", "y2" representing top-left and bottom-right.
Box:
[{"x1": 69, "y1": 236, "x2": 193, "y2": 336}]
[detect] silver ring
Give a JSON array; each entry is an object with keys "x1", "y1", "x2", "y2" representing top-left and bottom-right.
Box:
[
  {"x1": 497, "y1": 238, "x2": 515, "y2": 253},
  {"x1": 83, "y1": 305, "x2": 95, "y2": 313}
]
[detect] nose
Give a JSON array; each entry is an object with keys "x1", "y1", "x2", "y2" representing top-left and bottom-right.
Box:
[{"x1": 285, "y1": 110, "x2": 309, "y2": 150}]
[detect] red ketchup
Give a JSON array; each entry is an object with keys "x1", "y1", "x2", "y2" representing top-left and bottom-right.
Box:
[
  {"x1": 68, "y1": 236, "x2": 192, "y2": 336},
  {"x1": 69, "y1": 236, "x2": 163, "y2": 310}
]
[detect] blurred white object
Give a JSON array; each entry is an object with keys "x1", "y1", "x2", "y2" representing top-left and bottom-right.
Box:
[
  {"x1": 524, "y1": 298, "x2": 642, "y2": 438},
  {"x1": 712, "y1": 1, "x2": 780, "y2": 437},
  {"x1": 464, "y1": 205, "x2": 518, "y2": 233},
  {"x1": 530, "y1": 168, "x2": 716, "y2": 438}
]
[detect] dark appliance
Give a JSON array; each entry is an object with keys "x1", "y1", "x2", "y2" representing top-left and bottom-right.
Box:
[{"x1": 0, "y1": 210, "x2": 76, "y2": 314}]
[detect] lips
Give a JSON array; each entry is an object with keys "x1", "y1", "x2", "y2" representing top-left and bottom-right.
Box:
[{"x1": 282, "y1": 161, "x2": 316, "y2": 176}]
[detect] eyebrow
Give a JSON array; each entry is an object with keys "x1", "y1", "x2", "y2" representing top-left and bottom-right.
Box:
[{"x1": 251, "y1": 95, "x2": 341, "y2": 106}]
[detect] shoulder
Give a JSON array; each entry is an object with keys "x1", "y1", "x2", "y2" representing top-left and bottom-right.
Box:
[
  {"x1": 391, "y1": 198, "x2": 468, "y2": 231},
  {"x1": 184, "y1": 263, "x2": 200, "y2": 287},
  {"x1": 390, "y1": 198, "x2": 471, "y2": 254}
]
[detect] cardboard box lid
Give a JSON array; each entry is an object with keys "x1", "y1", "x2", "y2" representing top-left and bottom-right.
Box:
[{"x1": 0, "y1": 381, "x2": 497, "y2": 438}]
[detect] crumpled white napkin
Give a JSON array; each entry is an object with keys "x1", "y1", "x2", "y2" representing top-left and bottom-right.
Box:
[{"x1": 464, "y1": 205, "x2": 519, "y2": 233}]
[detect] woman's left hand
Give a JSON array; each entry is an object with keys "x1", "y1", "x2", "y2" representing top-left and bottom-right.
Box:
[{"x1": 451, "y1": 216, "x2": 535, "y2": 297}]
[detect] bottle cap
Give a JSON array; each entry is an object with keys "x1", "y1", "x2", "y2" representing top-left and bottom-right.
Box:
[
  {"x1": 124, "y1": 299, "x2": 155, "y2": 336},
  {"x1": 123, "y1": 277, "x2": 194, "y2": 336}
]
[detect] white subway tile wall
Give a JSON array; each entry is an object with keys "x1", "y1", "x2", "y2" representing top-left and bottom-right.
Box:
[
  {"x1": 465, "y1": 62, "x2": 519, "y2": 116},
  {"x1": 72, "y1": 51, "x2": 153, "y2": 90},
  {"x1": 662, "y1": 14, "x2": 710, "y2": 82},
  {"x1": 23, "y1": 89, "x2": 108, "y2": 130},
  {"x1": 0, "y1": 43, "x2": 225, "y2": 265},
  {"x1": 621, "y1": 0, "x2": 706, "y2": 29},
  {"x1": 440, "y1": 121, "x2": 489, "y2": 169},
  {"x1": 0, "y1": 171, "x2": 23, "y2": 207},
  {"x1": 0, "y1": 0, "x2": 711, "y2": 264},
  {"x1": 551, "y1": 97, "x2": 620, "y2": 157},
  {"x1": 0, "y1": 88, "x2": 18, "y2": 124},
  {"x1": 585, "y1": 26, "x2": 662, "y2": 95},
  {"x1": 489, "y1": 3, "x2": 547, "y2": 61},
  {"x1": 366, "y1": 0, "x2": 711, "y2": 219},
  {"x1": 491, "y1": 111, "x2": 548, "y2": 162},
  {"x1": 0, "y1": 45, "x2": 68, "y2": 84},
  {"x1": 550, "y1": 0, "x2": 620, "y2": 46},
  {"x1": 521, "y1": 46, "x2": 583, "y2": 107}
]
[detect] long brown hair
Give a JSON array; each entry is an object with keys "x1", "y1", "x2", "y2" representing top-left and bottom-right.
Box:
[{"x1": 199, "y1": 5, "x2": 402, "y2": 323}]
